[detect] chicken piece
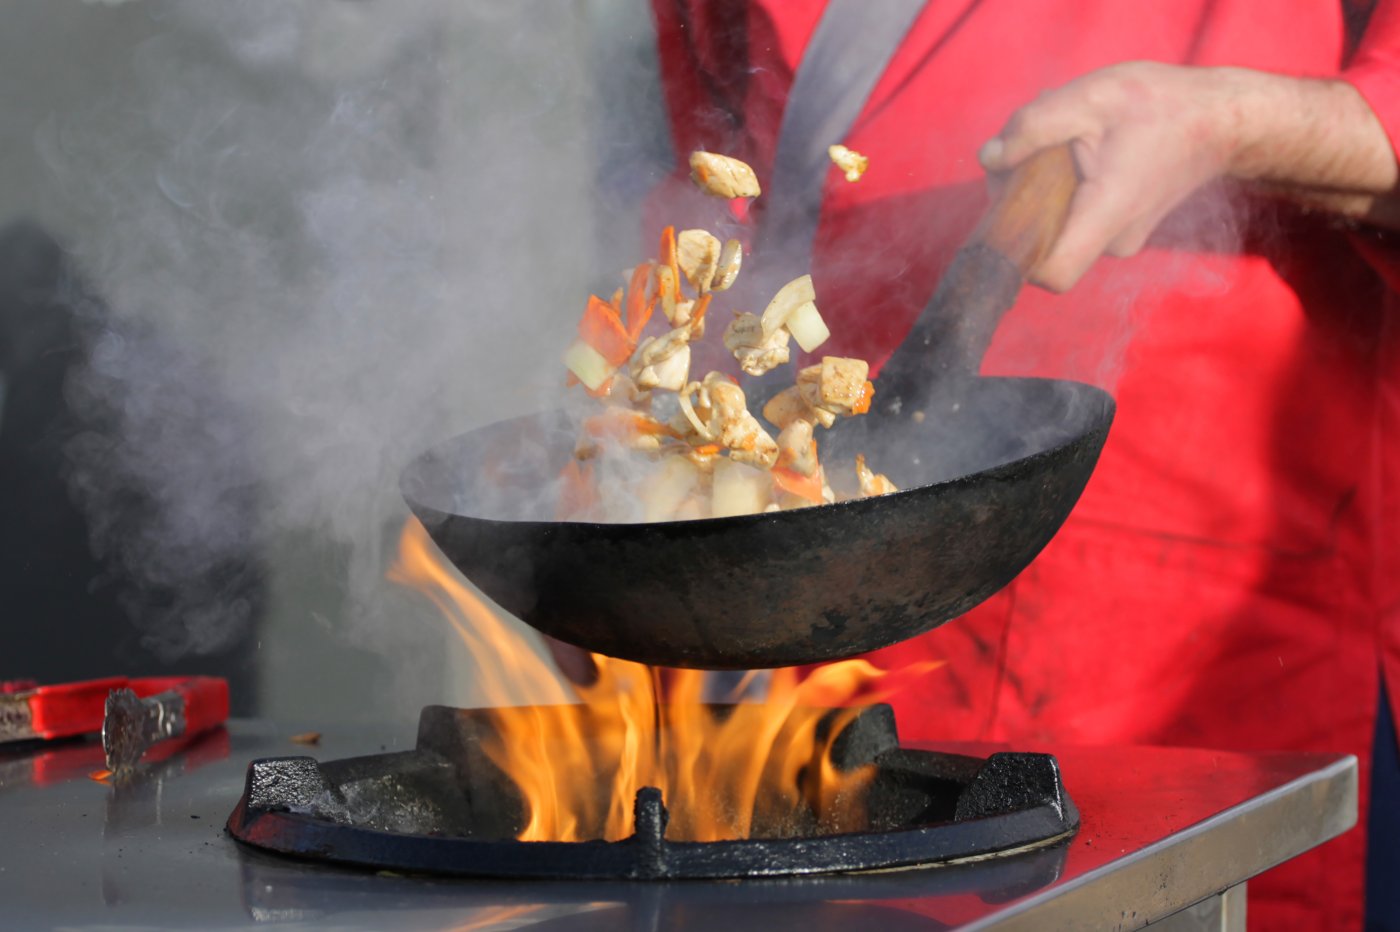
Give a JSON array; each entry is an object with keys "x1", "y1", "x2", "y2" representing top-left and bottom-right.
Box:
[
  {"x1": 703, "y1": 372, "x2": 779, "y2": 468},
  {"x1": 828, "y1": 144, "x2": 869, "y2": 182},
  {"x1": 856, "y1": 454, "x2": 899, "y2": 497},
  {"x1": 689, "y1": 151, "x2": 762, "y2": 199},
  {"x1": 677, "y1": 230, "x2": 721, "y2": 293},
  {"x1": 723, "y1": 312, "x2": 791, "y2": 377},
  {"x1": 764, "y1": 384, "x2": 835, "y2": 431},
  {"x1": 609, "y1": 371, "x2": 652, "y2": 406},
  {"x1": 775, "y1": 419, "x2": 817, "y2": 476},
  {"x1": 797, "y1": 357, "x2": 870, "y2": 417},
  {"x1": 712, "y1": 239, "x2": 743, "y2": 292},
  {"x1": 631, "y1": 327, "x2": 693, "y2": 392}
]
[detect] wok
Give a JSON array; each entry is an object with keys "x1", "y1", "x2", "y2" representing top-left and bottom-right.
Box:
[
  {"x1": 402, "y1": 376, "x2": 1111, "y2": 669},
  {"x1": 402, "y1": 146, "x2": 1112, "y2": 669}
]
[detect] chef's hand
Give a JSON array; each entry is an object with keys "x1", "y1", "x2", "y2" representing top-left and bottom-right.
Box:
[{"x1": 978, "y1": 61, "x2": 1400, "y2": 292}]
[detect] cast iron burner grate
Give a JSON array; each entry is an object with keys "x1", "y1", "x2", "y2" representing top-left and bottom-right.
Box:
[{"x1": 226, "y1": 704, "x2": 1077, "y2": 880}]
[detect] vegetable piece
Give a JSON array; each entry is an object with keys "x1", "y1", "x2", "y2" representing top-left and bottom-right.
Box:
[
  {"x1": 677, "y1": 229, "x2": 721, "y2": 292},
  {"x1": 640, "y1": 455, "x2": 702, "y2": 522},
  {"x1": 563, "y1": 340, "x2": 615, "y2": 392},
  {"x1": 760, "y1": 275, "x2": 816, "y2": 337},
  {"x1": 772, "y1": 464, "x2": 824, "y2": 504},
  {"x1": 689, "y1": 151, "x2": 761, "y2": 199},
  {"x1": 655, "y1": 265, "x2": 679, "y2": 324},
  {"x1": 578, "y1": 294, "x2": 635, "y2": 367},
  {"x1": 712, "y1": 239, "x2": 743, "y2": 291},
  {"x1": 712, "y1": 457, "x2": 773, "y2": 517},
  {"x1": 783, "y1": 300, "x2": 831, "y2": 353},
  {"x1": 828, "y1": 144, "x2": 869, "y2": 182},
  {"x1": 625, "y1": 262, "x2": 654, "y2": 340}
]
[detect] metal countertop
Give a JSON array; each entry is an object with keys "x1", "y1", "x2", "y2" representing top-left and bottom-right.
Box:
[{"x1": 0, "y1": 719, "x2": 1357, "y2": 930}]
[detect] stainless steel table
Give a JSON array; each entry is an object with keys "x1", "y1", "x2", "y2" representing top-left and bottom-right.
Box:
[{"x1": 0, "y1": 719, "x2": 1357, "y2": 930}]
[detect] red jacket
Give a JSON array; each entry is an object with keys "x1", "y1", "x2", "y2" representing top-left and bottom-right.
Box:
[{"x1": 651, "y1": 1, "x2": 1400, "y2": 928}]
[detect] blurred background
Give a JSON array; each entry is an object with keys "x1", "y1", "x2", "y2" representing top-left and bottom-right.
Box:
[{"x1": 0, "y1": 0, "x2": 671, "y2": 723}]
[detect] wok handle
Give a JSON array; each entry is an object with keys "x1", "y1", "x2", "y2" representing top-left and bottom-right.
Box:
[{"x1": 972, "y1": 143, "x2": 1080, "y2": 277}]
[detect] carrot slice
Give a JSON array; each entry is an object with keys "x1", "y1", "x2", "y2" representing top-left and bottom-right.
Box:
[
  {"x1": 625, "y1": 262, "x2": 654, "y2": 340},
  {"x1": 578, "y1": 294, "x2": 635, "y2": 367},
  {"x1": 689, "y1": 293, "x2": 712, "y2": 335},
  {"x1": 852, "y1": 380, "x2": 875, "y2": 415},
  {"x1": 659, "y1": 226, "x2": 681, "y2": 301},
  {"x1": 772, "y1": 465, "x2": 824, "y2": 504},
  {"x1": 583, "y1": 408, "x2": 679, "y2": 441}
]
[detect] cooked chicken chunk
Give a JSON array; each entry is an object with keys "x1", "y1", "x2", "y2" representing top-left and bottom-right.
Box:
[
  {"x1": 689, "y1": 151, "x2": 761, "y2": 199},
  {"x1": 828, "y1": 144, "x2": 869, "y2": 183},
  {"x1": 677, "y1": 230, "x2": 721, "y2": 293},
  {"x1": 631, "y1": 327, "x2": 693, "y2": 392},
  {"x1": 763, "y1": 384, "x2": 835, "y2": 431},
  {"x1": 723, "y1": 312, "x2": 791, "y2": 377},
  {"x1": 775, "y1": 419, "x2": 817, "y2": 476},
  {"x1": 797, "y1": 357, "x2": 870, "y2": 416},
  {"x1": 702, "y1": 372, "x2": 779, "y2": 468},
  {"x1": 856, "y1": 454, "x2": 899, "y2": 497}
]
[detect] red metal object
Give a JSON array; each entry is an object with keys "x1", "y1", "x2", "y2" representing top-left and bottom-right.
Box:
[{"x1": 0, "y1": 677, "x2": 228, "y2": 744}]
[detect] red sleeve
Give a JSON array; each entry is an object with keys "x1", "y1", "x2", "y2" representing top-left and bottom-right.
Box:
[
  {"x1": 1344, "y1": 1, "x2": 1400, "y2": 158},
  {"x1": 1340, "y1": 1, "x2": 1400, "y2": 292}
]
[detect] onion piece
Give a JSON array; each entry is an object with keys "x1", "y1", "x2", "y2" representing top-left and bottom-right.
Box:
[
  {"x1": 677, "y1": 381, "x2": 715, "y2": 440},
  {"x1": 712, "y1": 239, "x2": 743, "y2": 292},
  {"x1": 563, "y1": 340, "x2": 615, "y2": 392},
  {"x1": 760, "y1": 275, "x2": 815, "y2": 337},
  {"x1": 712, "y1": 457, "x2": 772, "y2": 517},
  {"x1": 783, "y1": 300, "x2": 831, "y2": 353}
]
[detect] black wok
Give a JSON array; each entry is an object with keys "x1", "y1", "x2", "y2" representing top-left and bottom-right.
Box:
[
  {"x1": 402, "y1": 146, "x2": 1107, "y2": 669},
  {"x1": 401, "y1": 376, "x2": 1112, "y2": 670}
]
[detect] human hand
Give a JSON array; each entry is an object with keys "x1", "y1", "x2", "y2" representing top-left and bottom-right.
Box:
[{"x1": 978, "y1": 62, "x2": 1245, "y2": 292}]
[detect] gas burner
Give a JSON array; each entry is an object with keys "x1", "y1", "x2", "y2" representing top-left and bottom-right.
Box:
[{"x1": 226, "y1": 704, "x2": 1077, "y2": 879}]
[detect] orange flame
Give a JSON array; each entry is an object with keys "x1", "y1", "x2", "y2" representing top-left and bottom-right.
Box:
[{"x1": 389, "y1": 519, "x2": 942, "y2": 842}]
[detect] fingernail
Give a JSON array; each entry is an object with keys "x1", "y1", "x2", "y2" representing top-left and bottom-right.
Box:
[{"x1": 978, "y1": 138, "x2": 1004, "y2": 168}]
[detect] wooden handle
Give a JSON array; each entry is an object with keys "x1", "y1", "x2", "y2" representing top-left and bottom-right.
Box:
[{"x1": 974, "y1": 143, "x2": 1080, "y2": 277}]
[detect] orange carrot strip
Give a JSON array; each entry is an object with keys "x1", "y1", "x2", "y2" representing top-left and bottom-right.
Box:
[
  {"x1": 625, "y1": 262, "x2": 654, "y2": 340},
  {"x1": 772, "y1": 466, "x2": 824, "y2": 504},
  {"x1": 660, "y1": 226, "x2": 681, "y2": 300},
  {"x1": 578, "y1": 294, "x2": 635, "y2": 367},
  {"x1": 565, "y1": 371, "x2": 580, "y2": 388},
  {"x1": 689, "y1": 293, "x2": 712, "y2": 334},
  {"x1": 692, "y1": 443, "x2": 722, "y2": 456},
  {"x1": 852, "y1": 380, "x2": 875, "y2": 415},
  {"x1": 583, "y1": 408, "x2": 679, "y2": 441}
]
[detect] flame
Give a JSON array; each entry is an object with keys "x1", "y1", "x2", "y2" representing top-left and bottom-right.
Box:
[{"x1": 389, "y1": 519, "x2": 942, "y2": 842}]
